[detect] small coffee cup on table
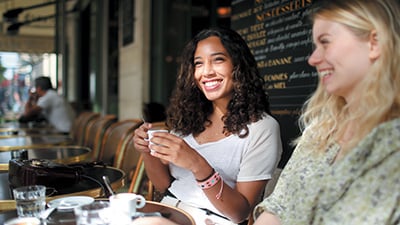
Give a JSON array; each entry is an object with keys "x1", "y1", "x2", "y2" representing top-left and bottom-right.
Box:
[{"x1": 109, "y1": 193, "x2": 146, "y2": 222}]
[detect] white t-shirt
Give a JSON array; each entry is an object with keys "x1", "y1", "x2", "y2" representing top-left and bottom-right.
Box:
[
  {"x1": 37, "y1": 89, "x2": 75, "y2": 132},
  {"x1": 168, "y1": 114, "x2": 282, "y2": 215}
]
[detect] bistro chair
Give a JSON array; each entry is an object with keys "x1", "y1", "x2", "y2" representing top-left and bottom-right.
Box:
[
  {"x1": 113, "y1": 130, "x2": 141, "y2": 181},
  {"x1": 98, "y1": 119, "x2": 142, "y2": 167},
  {"x1": 70, "y1": 111, "x2": 100, "y2": 145},
  {"x1": 83, "y1": 114, "x2": 118, "y2": 161},
  {"x1": 128, "y1": 154, "x2": 155, "y2": 201}
]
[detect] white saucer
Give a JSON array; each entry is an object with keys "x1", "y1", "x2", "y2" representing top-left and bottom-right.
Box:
[{"x1": 48, "y1": 196, "x2": 95, "y2": 211}]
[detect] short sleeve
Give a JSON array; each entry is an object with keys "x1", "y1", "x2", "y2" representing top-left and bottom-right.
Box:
[
  {"x1": 237, "y1": 115, "x2": 282, "y2": 182},
  {"x1": 37, "y1": 92, "x2": 51, "y2": 110}
]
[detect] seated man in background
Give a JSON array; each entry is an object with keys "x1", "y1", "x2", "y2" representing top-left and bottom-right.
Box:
[{"x1": 21, "y1": 76, "x2": 75, "y2": 134}]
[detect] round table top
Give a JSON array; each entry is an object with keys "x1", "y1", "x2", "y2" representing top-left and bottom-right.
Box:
[
  {"x1": 0, "y1": 135, "x2": 73, "y2": 151},
  {"x1": 0, "y1": 200, "x2": 195, "y2": 225},
  {"x1": 0, "y1": 166, "x2": 125, "y2": 211},
  {"x1": 0, "y1": 127, "x2": 62, "y2": 136},
  {"x1": 0, "y1": 121, "x2": 51, "y2": 129},
  {"x1": 0, "y1": 146, "x2": 92, "y2": 171}
]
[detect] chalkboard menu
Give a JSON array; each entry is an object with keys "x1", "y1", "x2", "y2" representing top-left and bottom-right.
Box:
[{"x1": 231, "y1": 0, "x2": 318, "y2": 168}]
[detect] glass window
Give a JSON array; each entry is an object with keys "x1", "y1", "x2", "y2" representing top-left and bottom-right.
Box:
[{"x1": 0, "y1": 51, "x2": 56, "y2": 121}]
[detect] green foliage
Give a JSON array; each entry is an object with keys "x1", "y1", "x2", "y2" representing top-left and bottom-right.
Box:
[{"x1": 0, "y1": 58, "x2": 6, "y2": 83}]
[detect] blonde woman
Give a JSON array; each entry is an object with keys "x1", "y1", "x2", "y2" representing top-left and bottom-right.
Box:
[{"x1": 254, "y1": 0, "x2": 400, "y2": 224}]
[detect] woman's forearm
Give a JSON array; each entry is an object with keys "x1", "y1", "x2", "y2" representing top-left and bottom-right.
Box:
[{"x1": 142, "y1": 152, "x2": 172, "y2": 192}]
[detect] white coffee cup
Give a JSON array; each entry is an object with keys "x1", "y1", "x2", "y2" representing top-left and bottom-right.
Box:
[
  {"x1": 147, "y1": 128, "x2": 169, "y2": 153},
  {"x1": 109, "y1": 193, "x2": 146, "y2": 217},
  {"x1": 4, "y1": 217, "x2": 40, "y2": 225}
]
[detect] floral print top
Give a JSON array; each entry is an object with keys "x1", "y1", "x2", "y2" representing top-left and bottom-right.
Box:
[{"x1": 254, "y1": 118, "x2": 400, "y2": 225}]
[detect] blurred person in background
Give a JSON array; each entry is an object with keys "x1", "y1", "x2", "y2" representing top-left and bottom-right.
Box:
[{"x1": 20, "y1": 76, "x2": 75, "y2": 133}]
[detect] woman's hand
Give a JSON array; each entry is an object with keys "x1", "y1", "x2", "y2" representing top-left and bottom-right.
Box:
[
  {"x1": 133, "y1": 122, "x2": 173, "y2": 191},
  {"x1": 148, "y1": 131, "x2": 209, "y2": 175},
  {"x1": 133, "y1": 122, "x2": 152, "y2": 153}
]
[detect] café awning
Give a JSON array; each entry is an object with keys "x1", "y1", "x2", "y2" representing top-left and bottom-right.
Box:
[{"x1": 0, "y1": 34, "x2": 54, "y2": 53}]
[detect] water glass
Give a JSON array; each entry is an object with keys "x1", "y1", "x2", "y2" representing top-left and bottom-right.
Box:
[
  {"x1": 13, "y1": 185, "x2": 46, "y2": 218},
  {"x1": 74, "y1": 201, "x2": 112, "y2": 225}
]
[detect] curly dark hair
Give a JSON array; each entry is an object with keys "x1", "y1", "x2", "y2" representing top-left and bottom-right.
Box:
[{"x1": 166, "y1": 27, "x2": 270, "y2": 138}]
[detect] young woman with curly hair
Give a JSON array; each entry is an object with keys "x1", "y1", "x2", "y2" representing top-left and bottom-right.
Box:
[{"x1": 133, "y1": 27, "x2": 282, "y2": 225}]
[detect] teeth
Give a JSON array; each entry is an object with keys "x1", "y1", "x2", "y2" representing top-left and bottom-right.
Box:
[
  {"x1": 204, "y1": 81, "x2": 220, "y2": 87},
  {"x1": 319, "y1": 70, "x2": 332, "y2": 77}
]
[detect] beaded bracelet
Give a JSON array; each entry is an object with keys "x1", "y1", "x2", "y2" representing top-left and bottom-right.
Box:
[
  {"x1": 196, "y1": 169, "x2": 215, "y2": 183},
  {"x1": 197, "y1": 171, "x2": 224, "y2": 200},
  {"x1": 197, "y1": 171, "x2": 220, "y2": 189}
]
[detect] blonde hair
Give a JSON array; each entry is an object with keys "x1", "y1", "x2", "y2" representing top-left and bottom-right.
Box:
[{"x1": 297, "y1": 0, "x2": 400, "y2": 153}]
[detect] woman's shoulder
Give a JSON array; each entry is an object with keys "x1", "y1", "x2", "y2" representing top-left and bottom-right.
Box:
[
  {"x1": 244, "y1": 113, "x2": 281, "y2": 143},
  {"x1": 249, "y1": 113, "x2": 280, "y2": 130}
]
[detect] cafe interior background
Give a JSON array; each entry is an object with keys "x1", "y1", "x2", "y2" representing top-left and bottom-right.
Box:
[
  {"x1": 0, "y1": 0, "x2": 232, "y2": 118},
  {"x1": 0, "y1": 0, "x2": 317, "y2": 169}
]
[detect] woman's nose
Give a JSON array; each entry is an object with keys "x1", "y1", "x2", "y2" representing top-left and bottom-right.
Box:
[
  {"x1": 308, "y1": 49, "x2": 322, "y2": 66},
  {"x1": 202, "y1": 61, "x2": 215, "y2": 75}
]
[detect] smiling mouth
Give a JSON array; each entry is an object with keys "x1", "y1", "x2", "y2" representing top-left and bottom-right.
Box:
[
  {"x1": 319, "y1": 70, "x2": 333, "y2": 78},
  {"x1": 203, "y1": 80, "x2": 221, "y2": 87}
]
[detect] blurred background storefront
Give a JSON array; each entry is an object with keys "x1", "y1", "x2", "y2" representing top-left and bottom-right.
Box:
[
  {"x1": 0, "y1": 0, "x2": 231, "y2": 119},
  {"x1": 0, "y1": 0, "x2": 322, "y2": 169}
]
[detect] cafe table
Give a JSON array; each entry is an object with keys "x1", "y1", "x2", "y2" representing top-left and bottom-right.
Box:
[
  {"x1": 0, "y1": 134, "x2": 73, "y2": 151},
  {"x1": 0, "y1": 165, "x2": 125, "y2": 211},
  {"x1": 0, "y1": 200, "x2": 195, "y2": 225},
  {"x1": 0, "y1": 146, "x2": 92, "y2": 171},
  {"x1": 0, "y1": 120, "x2": 50, "y2": 129},
  {"x1": 0, "y1": 121, "x2": 20, "y2": 129},
  {"x1": 0, "y1": 127, "x2": 62, "y2": 136},
  {"x1": 0, "y1": 120, "x2": 64, "y2": 136}
]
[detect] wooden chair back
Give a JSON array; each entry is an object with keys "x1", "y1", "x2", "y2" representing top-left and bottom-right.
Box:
[
  {"x1": 98, "y1": 119, "x2": 142, "y2": 166},
  {"x1": 128, "y1": 154, "x2": 154, "y2": 200},
  {"x1": 70, "y1": 111, "x2": 100, "y2": 145},
  {"x1": 149, "y1": 121, "x2": 168, "y2": 129},
  {"x1": 113, "y1": 131, "x2": 141, "y2": 180},
  {"x1": 83, "y1": 114, "x2": 118, "y2": 161}
]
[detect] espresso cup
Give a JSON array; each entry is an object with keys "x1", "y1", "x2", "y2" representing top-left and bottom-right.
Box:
[
  {"x1": 147, "y1": 128, "x2": 169, "y2": 153},
  {"x1": 109, "y1": 193, "x2": 146, "y2": 217}
]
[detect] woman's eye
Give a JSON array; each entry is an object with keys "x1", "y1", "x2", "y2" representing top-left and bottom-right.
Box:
[
  {"x1": 214, "y1": 57, "x2": 225, "y2": 63},
  {"x1": 194, "y1": 61, "x2": 203, "y2": 67},
  {"x1": 319, "y1": 37, "x2": 330, "y2": 45}
]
